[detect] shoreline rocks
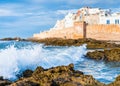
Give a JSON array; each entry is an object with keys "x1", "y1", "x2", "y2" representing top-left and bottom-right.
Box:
[
  {"x1": 0, "y1": 38, "x2": 120, "y2": 85},
  {"x1": 0, "y1": 37, "x2": 26, "y2": 41},
  {"x1": 1, "y1": 37, "x2": 120, "y2": 49},
  {"x1": 0, "y1": 64, "x2": 120, "y2": 86},
  {"x1": 0, "y1": 76, "x2": 12, "y2": 86},
  {"x1": 27, "y1": 38, "x2": 120, "y2": 49},
  {"x1": 10, "y1": 64, "x2": 105, "y2": 86},
  {"x1": 86, "y1": 48, "x2": 120, "y2": 62}
]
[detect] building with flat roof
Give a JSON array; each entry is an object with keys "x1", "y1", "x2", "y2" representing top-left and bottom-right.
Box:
[{"x1": 33, "y1": 7, "x2": 120, "y2": 41}]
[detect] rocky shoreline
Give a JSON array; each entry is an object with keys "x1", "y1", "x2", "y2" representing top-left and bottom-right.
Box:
[
  {"x1": 86, "y1": 48, "x2": 120, "y2": 62},
  {"x1": 1, "y1": 37, "x2": 120, "y2": 49},
  {"x1": 0, "y1": 37, "x2": 120, "y2": 86},
  {"x1": 0, "y1": 37, "x2": 26, "y2": 41},
  {"x1": 27, "y1": 38, "x2": 120, "y2": 49},
  {"x1": 0, "y1": 76, "x2": 12, "y2": 86},
  {"x1": 1, "y1": 64, "x2": 120, "y2": 86}
]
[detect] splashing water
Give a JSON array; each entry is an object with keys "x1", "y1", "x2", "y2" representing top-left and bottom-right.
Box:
[
  {"x1": 0, "y1": 41, "x2": 86, "y2": 81},
  {"x1": 0, "y1": 41, "x2": 120, "y2": 84}
]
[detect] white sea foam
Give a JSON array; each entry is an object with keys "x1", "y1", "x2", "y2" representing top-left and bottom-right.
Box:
[{"x1": 0, "y1": 44, "x2": 87, "y2": 80}]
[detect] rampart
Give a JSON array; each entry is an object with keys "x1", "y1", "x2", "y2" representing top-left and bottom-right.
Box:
[
  {"x1": 86, "y1": 24, "x2": 120, "y2": 41},
  {"x1": 33, "y1": 22, "x2": 120, "y2": 41}
]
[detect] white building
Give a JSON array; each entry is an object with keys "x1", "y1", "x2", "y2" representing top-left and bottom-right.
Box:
[
  {"x1": 50, "y1": 7, "x2": 120, "y2": 31},
  {"x1": 99, "y1": 13, "x2": 120, "y2": 24}
]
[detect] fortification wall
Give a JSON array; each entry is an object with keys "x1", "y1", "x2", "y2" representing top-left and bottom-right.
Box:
[
  {"x1": 33, "y1": 22, "x2": 120, "y2": 41},
  {"x1": 86, "y1": 24, "x2": 120, "y2": 41},
  {"x1": 33, "y1": 27, "x2": 81, "y2": 39},
  {"x1": 33, "y1": 22, "x2": 85, "y2": 39}
]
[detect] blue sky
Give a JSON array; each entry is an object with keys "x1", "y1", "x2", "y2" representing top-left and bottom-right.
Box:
[{"x1": 0, "y1": 0, "x2": 120, "y2": 38}]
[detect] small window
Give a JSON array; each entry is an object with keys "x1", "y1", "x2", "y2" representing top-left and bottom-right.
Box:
[
  {"x1": 106, "y1": 20, "x2": 110, "y2": 24},
  {"x1": 105, "y1": 13, "x2": 108, "y2": 16},
  {"x1": 115, "y1": 19, "x2": 119, "y2": 24}
]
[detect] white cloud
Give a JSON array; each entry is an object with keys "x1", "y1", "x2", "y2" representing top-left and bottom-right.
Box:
[
  {"x1": 56, "y1": 9, "x2": 77, "y2": 15},
  {"x1": 0, "y1": 9, "x2": 22, "y2": 16},
  {"x1": 0, "y1": 10, "x2": 60, "y2": 28}
]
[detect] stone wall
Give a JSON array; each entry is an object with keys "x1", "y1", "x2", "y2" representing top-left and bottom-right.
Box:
[
  {"x1": 86, "y1": 24, "x2": 120, "y2": 41},
  {"x1": 33, "y1": 22, "x2": 85, "y2": 39},
  {"x1": 33, "y1": 22, "x2": 120, "y2": 41}
]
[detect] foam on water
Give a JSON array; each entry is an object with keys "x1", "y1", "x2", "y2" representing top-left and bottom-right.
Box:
[
  {"x1": 0, "y1": 42, "x2": 86, "y2": 80},
  {"x1": 75, "y1": 59, "x2": 120, "y2": 84},
  {"x1": 0, "y1": 41, "x2": 120, "y2": 84}
]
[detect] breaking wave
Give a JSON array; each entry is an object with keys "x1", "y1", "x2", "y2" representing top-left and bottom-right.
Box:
[
  {"x1": 0, "y1": 41, "x2": 86, "y2": 80},
  {"x1": 1, "y1": 41, "x2": 120, "y2": 84}
]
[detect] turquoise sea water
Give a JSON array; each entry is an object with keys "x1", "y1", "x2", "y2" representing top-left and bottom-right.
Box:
[{"x1": 0, "y1": 41, "x2": 120, "y2": 84}]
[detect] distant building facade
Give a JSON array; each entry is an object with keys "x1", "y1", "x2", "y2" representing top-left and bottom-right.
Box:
[
  {"x1": 77, "y1": 7, "x2": 120, "y2": 25},
  {"x1": 33, "y1": 7, "x2": 120, "y2": 41},
  {"x1": 99, "y1": 14, "x2": 120, "y2": 24}
]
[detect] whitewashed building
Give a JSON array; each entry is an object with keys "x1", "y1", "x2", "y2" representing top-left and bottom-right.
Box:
[
  {"x1": 52, "y1": 7, "x2": 120, "y2": 30},
  {"x1": 77, "y1": 7, "x2": 120, "y2": 25},
  {"x1": 99, "y1": 13, "x2": 120, "y2": 24}
]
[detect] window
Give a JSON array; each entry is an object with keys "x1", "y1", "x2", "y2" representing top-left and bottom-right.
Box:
[
  {"x1": 106, "y1": 20, "x2": 110, "y2": 24},
  {"x1": 105, "y1": 13, "x2": 108, "y2": 16},
  {"x1": 115, "y1": 19, "x2": 119, "y2": 24}
]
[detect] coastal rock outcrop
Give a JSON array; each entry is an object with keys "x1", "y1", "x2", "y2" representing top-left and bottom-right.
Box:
[
  {"x1": 28, "y1": 38, "x2": 120, "y2": 49},
  {"x1": 10, "y1": 64, "x2": 105, "y2": 86},
  {"x1": 0, "y1": 76, "x2": 12, "y2": 86},
  {"x1": 22, "y1": 69, "x2": 33, "y2": 78},
  {"x1": 0, "y1": 37, "x2": 26, "y2": 41},
  {"x1": 86, "y1": 48, "x2": 120, "y2": 62}
]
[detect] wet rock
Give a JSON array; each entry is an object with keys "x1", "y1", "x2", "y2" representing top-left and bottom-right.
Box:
[
  {"x1": 28, "y1": 38, "x2": 120, "y2": 49},
  {"x1": 11, "y1": 64, "x2": 105, "y2": 86},
  {"x1": 0, "y1": 76, "x2": 12, "y2": 86},
  {"x1": 0, "y1": 76, "x2": 3, "y2": 80},
  {"x1": 86, "y1": 48, "x2": 120, "y2": 62},
  {"x1": 10, "y1": 80, "x2": 39, "y2": 86},
  {"x1": 73, "y1": 70, "x2": 84, "y2": 77},
  {"x1": 0, "y1": 37, "x2": 26, "y2": 41},
  {"x1": 86, "y1": 50, "x2": 105, "y2": 60},
  {"x1": 22, "y1": 69, "x2": 33, "y2": 78}
]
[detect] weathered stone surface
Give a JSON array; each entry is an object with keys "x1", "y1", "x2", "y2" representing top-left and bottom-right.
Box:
[
  {"x1": 0, "y1": 37, "x2": 26, "y2": 41},
  {"x1": 0, "y1": 76, "x2": 12, "y2": 86},
  {"x1": 22, "y1": 69, "x2": 33, "y2": 78},
  {"x1": 28, "y1": 38, "x2": 120, "y2": 49},
  {"x1": 33, "y1": 19, "x2": 120, "y2": 41},
  {"x1": 11, "y1": 64, "x2": 105, "y2": 86},
  {"x1": 86, "y1": 48, "x2": 120, "y2": 62},
  {"x1": 10, "y1": 80, "x2": 39, "y2": 86}
]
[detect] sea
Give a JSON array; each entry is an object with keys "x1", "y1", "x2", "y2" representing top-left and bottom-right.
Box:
[{"x1": 0, "y1": 41, "x2": 120, "y2": 84}]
